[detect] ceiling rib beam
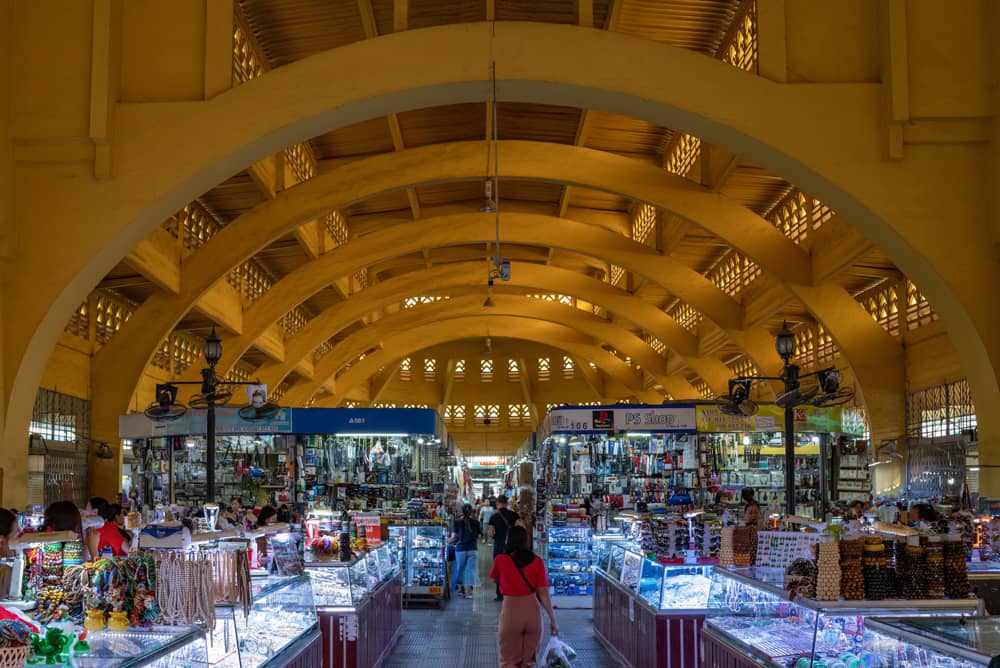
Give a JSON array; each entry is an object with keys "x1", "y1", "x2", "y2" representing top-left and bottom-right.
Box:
[
  {"x1": 360, "y1": 0, "x2": 420, "y2": 220},
  {"x1": 557, "y1": 0, "x2": 621, "y2": 218}
]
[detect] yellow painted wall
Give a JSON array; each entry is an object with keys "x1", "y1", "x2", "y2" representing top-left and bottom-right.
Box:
[
  {"x1": 120, "y1": 0, "x2": 207, "y2": 103},
  {"x1": 784, "y1": 0, "x2": 879, "y2": 83}
]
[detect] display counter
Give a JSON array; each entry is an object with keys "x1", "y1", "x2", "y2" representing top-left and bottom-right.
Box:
[
  {"x1": 594, "y1": 544, "x2": 728, "y2": 668},
  {"x1": 213, "y1": 573, "x2": 322, "y2": 668},
  {"x1": 864, "y1": 616, "x2": 1000, "y2": 667},
  {"x1": 968, "y1": 562, "x2": 1000, "y2": 614},
  {"x1": 69, "y1": 625, "x2": 207, "y2": 668},
  {"x1": 308, "y1": 547, "x2": 403, "y2": 668},
  {"x1": 701, "y1": 567, "x2": 984, "y2": 668},
  {"x1": 544, "y1": 526, "x2": 593, "y2": 607},
  {"x1": 387, "y1": 524, "x2": 448, "y2": 607}
]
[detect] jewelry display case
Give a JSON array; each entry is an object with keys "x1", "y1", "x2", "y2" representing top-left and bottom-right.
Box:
[
  {"x1": 701, "y1": 567, "x2": 984, "y2": 668},
  {"x1": 863, "y1": 616, "x2": 1000, "y2": 667},
  {"x1": 68, "y1": 625, "x2": 208, "y2": 667},
  {"x1": 594, "y1": 544, "x2": 728, "y2": 668},
  {"x1": 213, "y1": 574, "x2": 321, "y2": 668},
  {"x1": 308, "y1": 552, "x2": 403, "y2": 668}
]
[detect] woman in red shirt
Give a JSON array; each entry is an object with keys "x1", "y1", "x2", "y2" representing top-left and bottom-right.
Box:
[
  {"x1": 489, "y1": 526, "x2": 558, "y2": 667},
  {"x1": 88, "y1": 503, "x2": 131, "y2": 557}
]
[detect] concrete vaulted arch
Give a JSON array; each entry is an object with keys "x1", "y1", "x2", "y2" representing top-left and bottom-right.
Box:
[
  {"x1": 308, "y1": 316, "x2": 662, "y2": 407},
  {"x1": 280, "y1": 295, "x2": 699, "y2": 405},
  {"x1": 6, "y1": 21, "x2": 998, "y2": 500},
  {"x1": 87, "y1": 142, "x2": 901, "y2": 436},
  {"x1": 246, "y1": 262, "x2": 739, "y2": 397}
]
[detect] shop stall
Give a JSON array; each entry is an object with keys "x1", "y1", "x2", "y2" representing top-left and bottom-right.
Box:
[
  {"x1": 701, "y1": 567, "x2": 983, "y2": 667},
  {"x1": 694, "y1": 404, "x2": 844, "y2": 520},
  {"x1": 308, "y1": 546, "x2": 402, "y2": 668},
  {"x1": 120, "y1": 407, "x2": 445, "y2": 511}
]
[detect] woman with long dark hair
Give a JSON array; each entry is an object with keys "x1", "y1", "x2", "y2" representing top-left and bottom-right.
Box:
[
  {"x1": 490, "y1": 526, "x2": 558, "y2": 667},
  {"x1": 449, "y1": 503, "x2": 481, "y2": 598},
  {"x1": 88, "y1": 503, "x2": 132, "y2": 556}
]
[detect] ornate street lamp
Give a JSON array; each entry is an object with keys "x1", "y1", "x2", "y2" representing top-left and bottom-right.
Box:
[
  {"x1": 144, "y1": 328, "x2": 280, "y2": 503},
  {"x1": 719, "y1": 321, "x2": 854, "y2": 516}
]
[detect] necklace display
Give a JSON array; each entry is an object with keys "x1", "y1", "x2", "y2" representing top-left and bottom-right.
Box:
[{"x1": 154, "y1": 548, "x2": 251, "y2": 629}]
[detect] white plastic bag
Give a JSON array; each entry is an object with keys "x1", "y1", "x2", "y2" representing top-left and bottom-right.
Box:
[{"x1": 543, "y1": 636, "x2": 577, "y2": 668}]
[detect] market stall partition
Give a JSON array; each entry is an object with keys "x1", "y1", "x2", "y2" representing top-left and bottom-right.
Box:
[{"x1": 120, "y1": 407, "x2": 447, "y2": 512}]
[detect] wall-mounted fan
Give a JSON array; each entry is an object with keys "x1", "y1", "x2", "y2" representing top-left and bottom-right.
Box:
[
  {"x1": 144, "y1": 384, "x2": 187, "y2": 421},
  {"x1": 716, "y1": 379, "x2": 758, "y2": 416},
  {"x1": 238, "y1": 384, "x2": 280, "y2": 421}
]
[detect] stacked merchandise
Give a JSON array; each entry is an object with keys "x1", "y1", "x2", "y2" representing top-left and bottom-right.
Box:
[
  {"x1": 732, "y1": 527, "x2": 755, "y2": 567},
  {"x1": 898, "y1": 540, "x2": 926, "y2": 599},
  {"x1": 861, "y1": 537, "x2": 891, "y2": 600},
  {"x1": 944, "y1": 536, "x2": 971, "y2": 598},
  {"x1": 719, "y1": 526, "x2": 735, "y2": 567},
  {"x1": 546, "y1": 501, "x2": 587, "y2": 527},
  {"x1": 692, "y1": 514, "x2": 722, "y2": 560},
  {"x1": 839, "y1": 538, "x2": 864, "y2": 600},
  {"x1": 925, "y1": 537, "x2": 945, "y2": 598},
  {"x1": 814, "y1": 539, "x2": 841, "y2": 600}
]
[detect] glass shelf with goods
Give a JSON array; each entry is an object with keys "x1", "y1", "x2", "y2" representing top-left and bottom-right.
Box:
[
  {"x1": 863, "y1": 616, "x2": 1000, "y2": 667},
  {"x1": 213, "y1": 573, "x2": 321, "y2": 668},
  {"x1": 543, "y1": 526, "x2": 594, "y2": 597}
]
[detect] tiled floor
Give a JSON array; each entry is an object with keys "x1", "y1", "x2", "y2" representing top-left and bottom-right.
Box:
[{"x1": 383, "y1": 545, "x2": 623, "y2": 667}]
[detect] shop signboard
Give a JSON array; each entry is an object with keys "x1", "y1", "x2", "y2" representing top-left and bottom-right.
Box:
[
  {"x1": 354, "y1": 512, "x2": 382, "y2": 546},
  {"x1": 120, "y1": 407, "x2": 438, "y2": 438},
  {"x1": 547, "y1": 404, "x2": 697, "y2": 434},
  {"x1": 694, "y1": 404, "x2": 843, "y2": 433}
]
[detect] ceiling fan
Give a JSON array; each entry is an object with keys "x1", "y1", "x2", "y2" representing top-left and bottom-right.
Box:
[
  {"x1": 716, "y1": 378, "x2": 758, "y2": 416},
  {"x1": 144, "y1": 384, "x2": 187, "y2": 422}
]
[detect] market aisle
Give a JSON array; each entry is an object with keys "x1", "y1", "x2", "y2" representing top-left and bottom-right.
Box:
[{"x1": 384, "y1": 544, "x2": 622, "y2": 667}]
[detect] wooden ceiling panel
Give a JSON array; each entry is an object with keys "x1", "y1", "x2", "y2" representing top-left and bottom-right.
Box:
[
  {"x1": 497, "y1": 103, "x2": 581, "y2": 144},
  {"x1": 311, "y1": 118, "x2": 395, "y2": 159},
  {"x1": 397, "y1": 103, "x2": 485, "y2": 147},
  {"x1": 406, "y1": 0, "x2": 486, "y2": 29},
  {"x1": 416, "y1": 181, "x2": 483, "y2": 207},
  {"x1": 241, "y1": 0, "x2": 367, "y2": 66},
  {"x1": 719, "y1": 161, "x2": 792, "y2": 215},
  {"x1": 583, "y1": 111, "x2": 670, "y2": 159},
  {"x1": 501, "y1": 180, "x2": 562, "y2": 204},
  {"x1": 672, "y1": 229, "x2": 729, "y2": 272},
  {"x1": 616, "y1": 0, "x2": 740, "y2": 53},
  {"x1": 304, "y1": 286, "x2": 344, "y2": 315},
  {"x1": 198, "y1": 172, "x2": 268, "y2": 224},
  {"x1": 496, "y1": 0, "x2": 577, "y2": 23},
  {"x1": 348, "y1": 190, "x2": 412, "y2": 216},
  {"x1": 567, "y1": 187, "x2": 630, "y2": 212}
]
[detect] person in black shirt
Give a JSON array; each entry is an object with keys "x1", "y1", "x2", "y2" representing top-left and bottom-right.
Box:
[{"x1": 488, "y1": 495, "x2": 520, "y2": 601}]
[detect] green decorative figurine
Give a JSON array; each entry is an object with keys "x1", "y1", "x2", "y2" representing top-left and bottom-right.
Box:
[{"x1": 28, "y1": 627, "x2": 73, "y2": 665}]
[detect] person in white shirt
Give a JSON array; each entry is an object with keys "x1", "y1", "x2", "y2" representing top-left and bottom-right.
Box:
[{"x1": 479, "y1": 503, "x2": 495, "y2": 544}]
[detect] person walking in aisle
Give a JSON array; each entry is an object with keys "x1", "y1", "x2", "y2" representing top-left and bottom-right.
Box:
[
  {"x1": 479, "y1": 502, "x2": 495, "y2": 544},
  {"x1": 449, "y1": 503, "x2": 481, "y2": 598},
  {"x1": 488, "y1": 495, "x2": 521, "y2": 601},
  {"x1": 490, "y1": 526, "x2": 558, "y2": 668}
]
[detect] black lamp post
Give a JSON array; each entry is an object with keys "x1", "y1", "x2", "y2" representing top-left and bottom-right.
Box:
[
  {"x1": 144, "y1": 327, "x2": 280, "y2": 505},
  {"x1": 724, "y1": 321, "x2": 853, "y2": 518},
  {"x1": 201, "y1": 329, "x2": 223, "y2": 504},
  {"x1": 775, "y1": 322, "x2": 799, "y2": 517}
]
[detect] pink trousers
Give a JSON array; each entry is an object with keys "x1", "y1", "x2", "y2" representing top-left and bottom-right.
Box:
[{"x1": 498, "y1": 594, "x2": 542, "y2": 668}]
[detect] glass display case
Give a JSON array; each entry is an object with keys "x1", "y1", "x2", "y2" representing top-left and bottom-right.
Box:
[
  {"x1": 68, "y1": 625, "x2": 208, "y2": 668},
  {"x1": 308, "y1": 558, "x2": 371, "y2": 608},
  {"x1": 601, "y1": 544, "x2": 724, "y2": 612},
  {"x1": 701, "y1": 567, "x2": 984, "y2": 668},
  {"x1": 864, "y1": 616, "x2": 1000, "y2": 667},
  {"x1": 213, "y1": 573, "x2": 320, "y2": 668},
  {"x1": 545, "y1": 526, "x2": 593, "y2": 596},
  {"x1": 403, "y1": 524, "x2": 447, "y2": 600}
]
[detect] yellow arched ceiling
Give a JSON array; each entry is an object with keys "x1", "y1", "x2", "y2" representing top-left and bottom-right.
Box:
[{"x1": 5, "y1": 13, "x2": 999, "y2": 502}]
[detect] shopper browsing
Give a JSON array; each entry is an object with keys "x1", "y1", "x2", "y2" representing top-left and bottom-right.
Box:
[
  {"x1": 449, "y1": 504, "x2": 481, "y2": 599},
  {"x1": 490, "y1": 526, "x2": 558, "y2": 668},
  {"x1": 489, "y1": 495, "x2": 521, "y2": 601},
  {"x1": 88, "y1": 502, "x2": 132, "y2": 557},
  {"x1": 479, "y1": 502, "x2": 495, "y2": 544}
]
